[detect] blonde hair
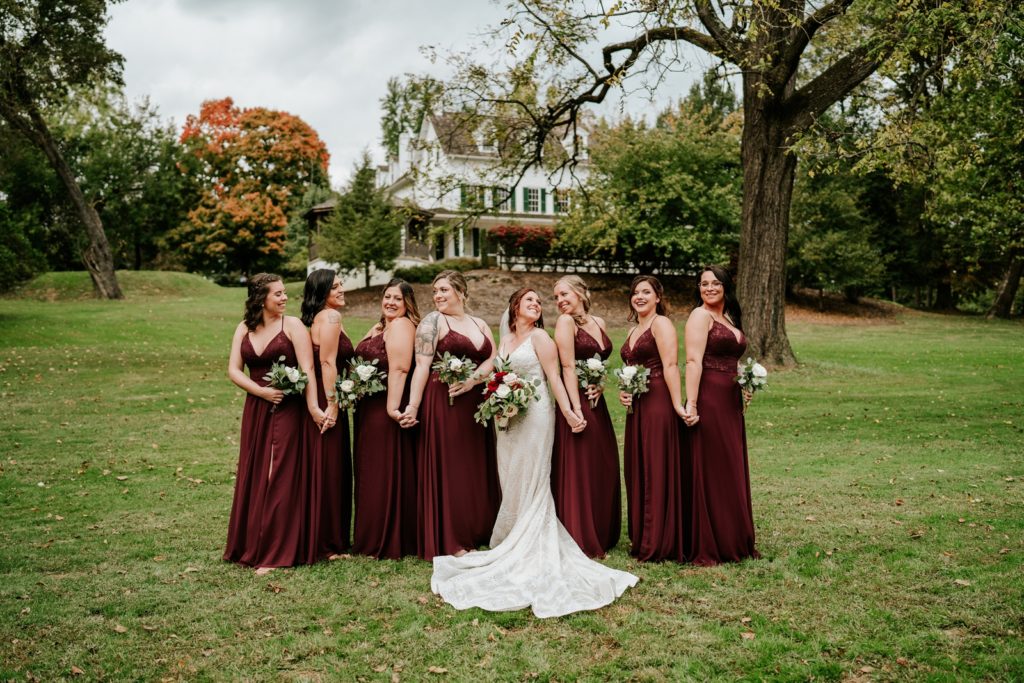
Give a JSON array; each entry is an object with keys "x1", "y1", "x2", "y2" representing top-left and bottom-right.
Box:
[
  {"x1": 432, "y1": 270, "x2": 468, "y2": 304},
  {"x1": 555, "y1": 275, "x2": 592, "y2": 315}
]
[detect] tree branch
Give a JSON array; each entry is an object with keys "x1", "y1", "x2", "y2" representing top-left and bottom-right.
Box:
[
  {"x1": 782, "y1": 0, "x2": 856, "y2": 74},
  {"x1": 785, "y1": 40, "x2": 892, "y2": 132},
  {"x1": 694, "y1": 0, "x2": 744, "y2": 62}
]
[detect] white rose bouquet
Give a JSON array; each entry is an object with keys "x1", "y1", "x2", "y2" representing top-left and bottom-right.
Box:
[
  {"x1": 614, "y1": 364, "x2": 650, "y2": 414},
  {"x1": 574, "y1": 354, "x2": 609, "y2": 409},
  {"x1": 333, "y1": 356, "x2": 387, "y2": 411},
  {"x1": 474, "y1": 357, "x2": 542, "y2": 431},
  {"x1": 263, "y1": 355, "x2": 309, "y2": 412},
  {"x1": 736, "y1": 356, "x2": 768, "y2": 398},
  {"x1": 431, "y1": 351, "x2": 478, "y2": 406}
]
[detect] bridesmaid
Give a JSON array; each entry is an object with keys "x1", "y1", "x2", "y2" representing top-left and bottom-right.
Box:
[
  {"x1": 352, "y1": 279, "x2": 421, "y2": 559},
  {"x1": 551, "y1": 275, "x2": 622, "y2": 557},
  {"x1": 300, "y1": 269, "x2": 354, "y2": 561},
  {"x1": 682, "y1": 265, "x2": 759, "y2": 565},
  {"x1": 403, "y1": 270, "x2": 500, "y2": 560},
  {"x1": 619, "y1": 275, "x2": 688, "y2": 562},
  {"x1": 225, "y1": 273, "x2": 324, "y2": 574}
]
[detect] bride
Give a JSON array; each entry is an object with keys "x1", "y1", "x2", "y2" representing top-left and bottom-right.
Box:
[{"x1": 431, "y1": 288, "x2": 638, "y2": 618}]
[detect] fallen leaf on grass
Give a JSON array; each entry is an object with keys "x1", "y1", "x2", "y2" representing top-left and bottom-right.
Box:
[
  {"x1": 181, "y1": 567, "x2": 199, "y2": 574},
  {"x1": 266, "y1": 583, "x2": 284, "y2": 594},
  {"x1": 910, "y1": 529, "x2": 926, "y2": 539},
  {"x1": 71, "y1": 666, "x2": 84, "y2": 676},
  {"x1": 999, "y1": 548, "x2": 1010, "y2": 554},
  {"x1": 112, "y1": 624, "x2": 128, "y2": 633},
  {"x1": 953, "y1": 579, "x2": 972, "y2": 587},
  {"x1": 416, "y1": 596, "x2": 429, "y2": 605},
  {"x1": 153, "y1": 556, "x2": 166, "y2": 562},
  {"x1": 54, "y1": 515, "x2": 64, "y2": 521},
  {"x1": 860, "y1": 666, "x2": 875, "y2": 673},
  {"x1": 896, "y1": 657, "x2": 910, "y2": 666},
  {"x1": 373, "y1": 665, "x2": 387, "y2": 673},
  {"x1": 141, "y1": 624, "x2": 158, "y2": 632},
  {"x1": 740, "y1": 617, "x2": 752, "y2": 624},
  {"x1": 804, "y1": 516, "x2": 817, "y2": 522},
  {"x1": 427, "y1": 666, "x2": 448, "y2": 674},
  {"x1": 740, "y1": 631, "x2": 755, "y2": 640}
]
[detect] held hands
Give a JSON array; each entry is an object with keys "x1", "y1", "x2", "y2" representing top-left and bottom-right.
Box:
[
  {"x1": 563, "y1": 407, "x2": 587, "y2": 433},
  {"x1": 396, "y1": 405, "x2": 419, "y2": 429},
  {"x1": 319, "y1": 403, "x2": 339, "y2": 434},
  {"x1": 681, "y1": 400, "x2": 700, "y2": 427}
]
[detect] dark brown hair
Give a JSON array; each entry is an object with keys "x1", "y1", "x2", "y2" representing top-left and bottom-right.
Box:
[
  {"x1": 695, "y1": 264, "x2": 743, "y2": 331},
  {"x1": 627, "y1": 275, "x2": 669, "y2": 323},
  {"x1": 243, "y1": 273, "x2": 283, "y2": 331},
  {"x1": 507, "y1": 287, "x2": 545, "y2": 332},
  {"x1": 378, "y1": 278, "x2": 421, "y2": 329},
  {"x1": 300, "y1": 268, "x2": 337, "y2": 327}
]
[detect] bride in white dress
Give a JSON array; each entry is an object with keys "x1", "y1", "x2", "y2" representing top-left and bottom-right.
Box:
[{"x1": 431, "y1": 289, "x2": 638, "y2": 618}]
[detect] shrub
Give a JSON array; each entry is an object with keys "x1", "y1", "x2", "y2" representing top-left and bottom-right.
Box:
[
  {"x1": 490, "y1": 225, "x2": 556, "y2": 258},
  {"x1": 392, "y1": 257, "x2": 480, "y2": 283}
]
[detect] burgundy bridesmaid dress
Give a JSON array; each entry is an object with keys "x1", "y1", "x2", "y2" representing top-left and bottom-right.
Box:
[
  {"x1": 417, "y1": 323, "x2": 500, "y2": 560},
  {"x1": 306, "y1": 329, "x2": 354, "y2": 561},
  {"x1": 351, "y1": 333, "x2": 419, "y2": 559},
  {"x1": 551, "y1": 325, "x2": 621, "y2": 557},
  {"x1": 685, "y1": 320, "x2": 759, "y2": 565},
  {"x1": 225, "y1": 322, "x2": 309, "y2": 568},
  {"x1": 620, "y1": 325, "x2": 686, "y2": 562}
]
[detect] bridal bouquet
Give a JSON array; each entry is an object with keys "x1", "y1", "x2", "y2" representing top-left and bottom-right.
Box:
[
  {"x1": 263, "y1": 355, "x2": 309, "y2": 411},
  {"x1": 432, "y1": 351, "x2": 478, "y2": 405},
  {"x1": 474, "y1": 357, "x2": 542, "y2": 431},
  {"x1": 575, "y1": 354, "x2": 608, "y2": 409},
  {"x1": 736, "y1": 356, "x2": 768, "y2": 394},
  {"x1": 333, "y1": 356, "x2": 387, "y2": 411},
  {"x1": 614, "y1": 364, "x2": 650, "y2": 414}
]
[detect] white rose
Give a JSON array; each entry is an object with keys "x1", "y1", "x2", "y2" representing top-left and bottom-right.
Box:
[
  {"x1": 495, "y1": 415, "x2": 509, "y2": 428},
  {"x1": 620, "y1": 366, "x2": 637, "y2": 381},
  {"x1": 738, "y1": 377, "x2": 747, "y2": 385},
  {"x1": 502, "y1": 372, "x2": 519, "y2": 385},
  {"x1": 347, "y1": 393, "x2": 357, "y2": 401},
  {"x1": 340, "y1": 379, "x2": 355, "y2": 393},
  {"x1": 354, "y1": 364, "x2": 375, "y2": 381},
  {"x1": 285, "y1": 367, "x2": 300, "y2": 383},
  {"x1": 505, "y1": 404, "x2": 519, "y2": 417},
  {"x1": 586, "y1": 358, "x2": 605, "y2": 372},
  {"x1": 495, "y1": 384, "x2": 511, "y2": 399},
  {"x1": 752, "y1": 363, "x2": 768, "y2": 378},
  {"x1": 448, "y1": 357, "x2": 464, "y2": 371}
]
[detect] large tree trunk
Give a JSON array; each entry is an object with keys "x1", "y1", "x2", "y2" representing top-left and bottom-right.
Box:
[
  {"x1": 14, "y1": 103, "x2": 123, "y2": 299},
  {"x1": 736, "y1": 92, "x2": 798, "y2": 366},
  {"x1": 987, "y1": 257, "x2": 1023, "y2": 319}
]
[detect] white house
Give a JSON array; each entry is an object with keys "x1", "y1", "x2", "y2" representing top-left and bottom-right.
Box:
[{"x1": 379, "y1": 112, "x2": 590, "y2": 265}]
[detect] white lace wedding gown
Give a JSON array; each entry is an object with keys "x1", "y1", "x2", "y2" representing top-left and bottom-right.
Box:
[{"x1": 431, "y1": 338, "x2": 638, "y2": 618}]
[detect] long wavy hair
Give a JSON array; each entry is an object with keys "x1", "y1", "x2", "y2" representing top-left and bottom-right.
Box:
[
  {"x1": 627, "y1": 275, "x2": 669, "y2": 323},
  {"x1": 378, "y1": 278, "x2": 422, "y2": 329},
  {"x1": 695, "y1": 264, "x2": 743, "y2": 331},
  {"x1": 300, "y1": 268, "x2": 338, "y2": 327},
  {"x1": 243, "y1": 273, "x2": 283, "y2": 331},
  {"x1": 507, "y1": 287, "x2": 545, "y2": 332}
]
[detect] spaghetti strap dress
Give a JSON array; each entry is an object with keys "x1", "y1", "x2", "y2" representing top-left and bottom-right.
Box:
[
  {"x1": 352, "y1": 332, "x2": 419, "y2": 559},
  {"x1": 685, "y1": 320, "x2": 759, "y2": 565},
  {"x1": 417, "y1": 319, "x2": 500, "y2": 560},
  {"x1": 225, "y1": 319, "x2": 309, "y2": 568},
  {"x1": 620, "y1": 325, "x2": 686, "y2": 562},
  {"x1": 306, "y1": 328, "x2": 354, "y2": 561},
  {"x1": 551, "y1": 325, "x2": 621, "y2": 556}
]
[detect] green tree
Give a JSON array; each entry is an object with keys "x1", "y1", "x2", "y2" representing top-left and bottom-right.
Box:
[
  {"x1": 380, "y1": 75, "x2": 443, "y2": 157},
  {"x1": 557, "y1": 97, "x2": 741, "y2": 273},
  {"x1": 318, "y1": 155, "x2": 402, "y2": 288},
  {"x1": 445, "y1": 0, "x2": 1009, "y2": 364},
  {"x1": 0, "y1": 0, "x2": 124, "y2": 298},
  {"x1": 167, "y1": 97, "x2": 330, "y2": 278},
  {"x1": 282, "y1": 184, "x2": 337, "y2": 278}
]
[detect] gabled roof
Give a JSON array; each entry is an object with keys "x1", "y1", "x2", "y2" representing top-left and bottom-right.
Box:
[{"x1": 426, "y1": 112, "x2": 589, "y2": 163}]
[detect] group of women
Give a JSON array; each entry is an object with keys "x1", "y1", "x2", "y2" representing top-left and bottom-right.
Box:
[{"x1": 224, "y1": 266, "x2": 757, "y2": 587}]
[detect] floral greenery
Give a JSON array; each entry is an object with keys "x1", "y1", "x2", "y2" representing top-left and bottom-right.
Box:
[
  {"x1": 613, "y1": 364, "x2": 650, "y2": 414},
  {"x1": 0, "y1": 277, "x2": 1022, "y2": 679},
  {"x1": 431, "y1": 351, "x2": 478, "y2": 406},
  {"x1": 490, "y1": 225, "x2": 556, "y2": 259},
  {"x1": 333, "y1": 356, "x2": 386, "y2": 411},
  {"x1": 473, "y1": 356, "x2": 542, "y2": 430},
  {"x1": 263, "y1": 356, "x2": 308, "y2": 396}
]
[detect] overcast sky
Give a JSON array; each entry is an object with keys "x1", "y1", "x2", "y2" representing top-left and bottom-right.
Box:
[{"x1": 106, "y1": 0, "x2": 707, "y2": 187}]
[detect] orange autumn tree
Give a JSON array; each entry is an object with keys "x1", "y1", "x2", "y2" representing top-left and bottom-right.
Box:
[{"x1": 168, "y1": 97, "x2": 329, "y2": 277}]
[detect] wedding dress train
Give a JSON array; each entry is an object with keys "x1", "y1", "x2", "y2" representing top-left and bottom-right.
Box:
[{"x1": 431, "y1": 338, "x2": 638, "y2": 618}]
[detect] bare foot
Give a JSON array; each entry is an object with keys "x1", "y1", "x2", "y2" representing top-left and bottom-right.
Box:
[
  {"x1": 328, "y1": 553, "x2": 352, "y2": 561},
  {"x1": 452, "y1": 548, "x2": 469, "y2": 557},
  {"x1": 254, "y1": 566, "x2": 275, "y2": 576}
]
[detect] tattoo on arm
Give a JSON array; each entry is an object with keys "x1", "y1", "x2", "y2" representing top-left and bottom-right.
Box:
[
  {"x1": 325, "y1": 310, "x2": 342, "y2": 325},
  {"x1": 415, "y1": 312, "x2": 439, "y2": 358}
]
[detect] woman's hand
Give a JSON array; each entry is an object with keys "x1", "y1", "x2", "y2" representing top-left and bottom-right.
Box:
[
  {"x1": 681, "y1": 400, "x2": 699, "y2": 427},
  {"x1": 319, "y1": 403, "x2": 339, "y2": 433},
  {"x1": 260, "y1": 386, "x2": 285, "y2": 404},
  {"x1": 584, "y1": 384, "x2": 603, "y2": 403},
  {"x1": 447, "y1": 377, "x2": 479, "y2": 401},
  {"x1": 741, "y1": 388, "x2": 753, "y2": 414},
  {"x1": 563, "y1": 408, "x2": 587, "y2": 433},
  {"x1": 397, "y1": 405, "x2": 419, "y2": 429},
  {"x1": 618, "y1": 391, "x2": 632, "y2": 409}
]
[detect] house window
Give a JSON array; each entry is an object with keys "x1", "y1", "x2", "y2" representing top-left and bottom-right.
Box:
[
  {"x1": 434, "y1": 235, "x2": 445, "y2": 260},
  {"x1": 492, "y1": 186, "x2": 513, "y2": 212},
  {"x1": 460, "y1": 184, "x2": 487, "y2": 210},
  {"x1": 523, "y1": 187, "x2": 541, "y2": 213},
  {"x1": 472, "y1": 228, "x2": 480, "y2": 257},
  {"x1": 553, "y1": 189, "x2": 571, "y2": 214}
]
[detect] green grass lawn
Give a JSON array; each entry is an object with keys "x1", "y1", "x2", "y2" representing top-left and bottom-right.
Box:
[{"x1": 1, "y1": 273, "x2": 1022, "y2": 681}]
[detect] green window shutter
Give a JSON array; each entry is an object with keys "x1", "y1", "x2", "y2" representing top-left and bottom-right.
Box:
[
  {"x1": 460, "y1": 185, "x2": 466, "y2": 209},
  {"x1": 508, "y1": 186, "x2": 515, "y2": 212},
  {"x1": 540, "y1": 189, "x2": 547, "y2": 214},
  {"x1": 523, "y1": 187, "x2": 530, "y2": 212}
]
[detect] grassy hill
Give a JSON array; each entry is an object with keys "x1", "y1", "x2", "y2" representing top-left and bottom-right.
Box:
[{"x1": 9, "y1": 270, "x2": 226, "y2": 301}]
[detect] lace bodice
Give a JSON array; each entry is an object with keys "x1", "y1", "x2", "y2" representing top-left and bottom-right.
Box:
[
  {"x1": 703, "y1": 320, "x2": 747, "y2": 373},
  {"x1": 575, "y1": 326, "x2": 612, "y2": 362},
  {"x1": 620, "y1": 327, "x2": 664, "y2": 379}
]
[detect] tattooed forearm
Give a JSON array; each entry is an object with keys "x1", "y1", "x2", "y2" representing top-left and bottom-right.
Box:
[{"x1": 415, "y1": 311, "x2": 440, "y2": 358}]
